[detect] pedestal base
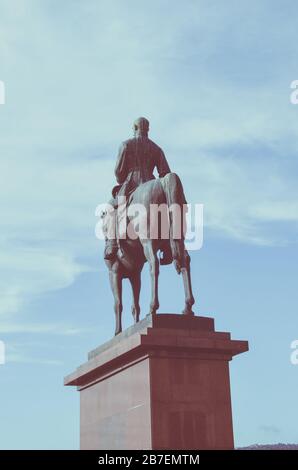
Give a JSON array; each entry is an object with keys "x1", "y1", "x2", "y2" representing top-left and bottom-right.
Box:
[{"x1": 64, "y1": 314, "x2": 248, "y2": 450}]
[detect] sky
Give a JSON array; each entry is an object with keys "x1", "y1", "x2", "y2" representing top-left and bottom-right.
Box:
[{"x1": 0, "y1": 0, "x2": 297, "y2": 449}]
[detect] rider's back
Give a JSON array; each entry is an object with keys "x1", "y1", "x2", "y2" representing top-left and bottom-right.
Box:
[{"x1": 115, "y1": 136, "x2": 170, "y2": 197}]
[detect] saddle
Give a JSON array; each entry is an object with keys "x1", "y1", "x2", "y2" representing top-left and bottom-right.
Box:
[{"x1": 109, "y1": 183, "x2": 172, "y2": 265}]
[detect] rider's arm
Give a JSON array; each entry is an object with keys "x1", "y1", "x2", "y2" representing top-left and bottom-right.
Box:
[
  {"x1": 115, "y1": 142, "x2": 128, "y2": 184},
  {"x1": 156, "y1": 147, "x2": 171, "y2": 178}
]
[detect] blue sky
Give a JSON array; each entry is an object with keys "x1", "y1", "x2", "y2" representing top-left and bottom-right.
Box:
[{"x1": 0, "y1": 0, "x2": 297, "y2": 449}]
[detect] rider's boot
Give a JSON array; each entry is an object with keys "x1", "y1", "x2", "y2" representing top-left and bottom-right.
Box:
[
  {"x1": 104, "y1": 200, "x2": 118, "y2": 260},
  {"x1": 104, "y1": 239, "x2": 118, "y2": 260},
  {"x1": 159, "y1": 243, "x2": 173, "y2": 265}
]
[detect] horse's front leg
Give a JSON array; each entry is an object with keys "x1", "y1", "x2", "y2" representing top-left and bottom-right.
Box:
[
  {"x1": 143, "y1": 241, "x2": 159, "y2": 315},
  {"x1": 129, "y1": 271, "x2": 141, "y2": 323},
  {"x1": 181, "y1": 251, "x2": 195, "y2": 315},
  {"x1": 109, "y1": 262, "x2": 123, "y2": 335}
]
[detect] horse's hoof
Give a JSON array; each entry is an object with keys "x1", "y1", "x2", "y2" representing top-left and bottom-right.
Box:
[
  {"x1": 148, "y1": 309, "x2": 157, "y2": 316},
  {"x1": 182, "y1": 309, "x2": 195, "y2": 316},
  {"x1": 114, "y1": 329, "x2": 122, "y2": 336},
  {"x1": 131, "y1": 308, "x2": 140, "y2": 323}
]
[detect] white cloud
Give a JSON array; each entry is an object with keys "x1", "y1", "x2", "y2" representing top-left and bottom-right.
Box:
[
  {"x1": 0, "y1": 248, "x2": 89, "y2": 316},
  {"x1": 0, "y1": 322, "x2": 87, "y2": 335},
  {"x1": 252, "y1": 202, "x2": 298, "y2": 223},
  {"x1": 6, "y1": 352, "x2": 63, "y2": 366},
  {"x1": 178, "y1": 151, "x2": 298, "y2": 245}
]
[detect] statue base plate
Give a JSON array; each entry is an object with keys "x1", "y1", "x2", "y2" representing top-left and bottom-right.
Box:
[{"x1": 64, "y1": 314, "x2": 248, "y2": 450}]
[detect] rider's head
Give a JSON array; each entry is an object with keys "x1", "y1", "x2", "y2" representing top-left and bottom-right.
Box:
[{"x1": 133, "y1": 117, "x2": 149, "y2": 137}]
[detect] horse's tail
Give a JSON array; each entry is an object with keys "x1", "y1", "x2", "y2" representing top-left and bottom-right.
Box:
[{"x1": 160, "y1": 172, "x2": 187, "y2": 273}]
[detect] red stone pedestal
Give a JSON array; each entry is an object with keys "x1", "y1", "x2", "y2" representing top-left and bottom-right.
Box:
[{"x1": 64, "y1": 314, "x2": 248, "y2": 450}]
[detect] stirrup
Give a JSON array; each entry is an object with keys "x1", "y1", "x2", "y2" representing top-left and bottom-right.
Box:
[
  {"x1": 159, "y1": 249, "x2": 173, "y2": 265},
  {"x1": 104, "y1": 243, "x2": 118, "y2": 260}
]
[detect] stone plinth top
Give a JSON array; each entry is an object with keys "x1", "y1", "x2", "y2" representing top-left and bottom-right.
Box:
[{"x1": 64, "y1": 314, "x2": 248, "y2": 390}]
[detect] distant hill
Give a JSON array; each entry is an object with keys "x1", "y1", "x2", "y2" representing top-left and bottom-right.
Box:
[{"x1": 239, "y1": 444, "x2": 298, "y2": 450}]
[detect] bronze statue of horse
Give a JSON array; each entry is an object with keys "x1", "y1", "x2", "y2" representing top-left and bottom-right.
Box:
[{"x1": 102, "y1": 172, "x2": 195, "y2": 335}]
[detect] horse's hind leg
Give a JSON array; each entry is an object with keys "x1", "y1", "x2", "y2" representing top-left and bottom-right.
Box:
[
  {"x1": 109, "y1": 262, "x2": 123, "y2": 335},
  {"x1": 129, "y1": 271, "x2": 141, "y2": 323},
  {"x1": 181, "y1": 251, "x2": 195, "y2": 315},
  {"x1": 142, "y1": 241, "x2": 160, "y2": 315}
]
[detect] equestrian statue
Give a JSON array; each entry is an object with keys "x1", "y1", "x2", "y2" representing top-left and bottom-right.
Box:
[{"x1": 102, "y1": 117, "x2": 195, "y2": 335}]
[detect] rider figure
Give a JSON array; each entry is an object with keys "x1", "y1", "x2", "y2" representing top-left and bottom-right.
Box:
[{"x1": 104, "y1": 117, "x2": 172, "y2": 262}]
